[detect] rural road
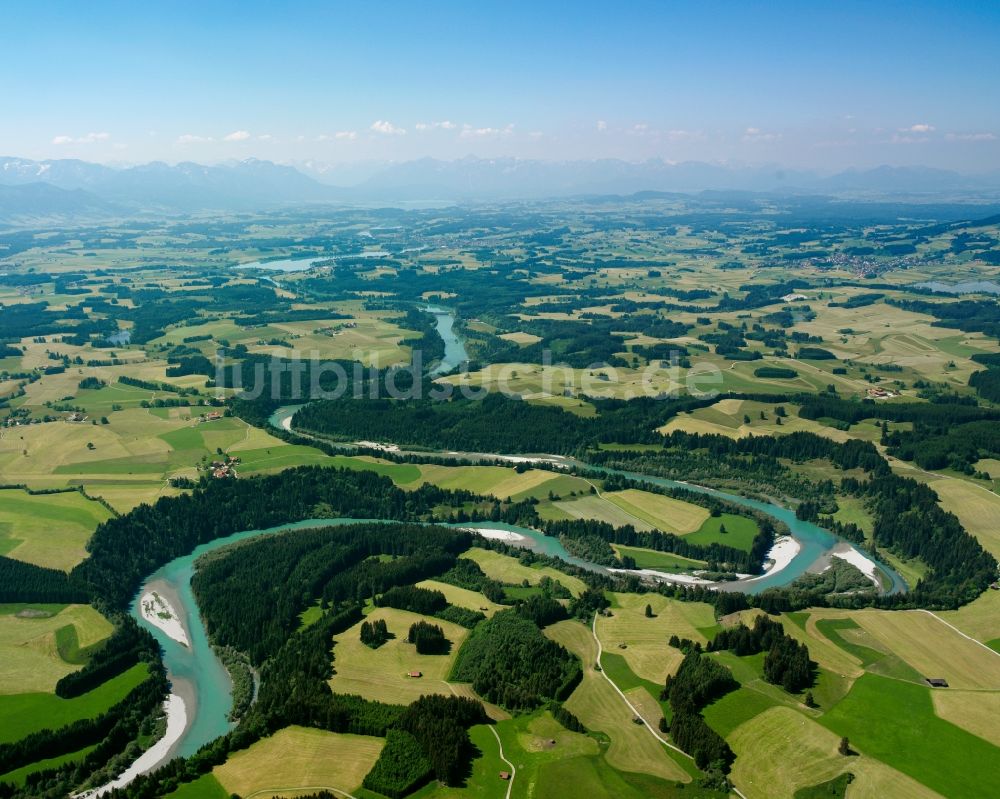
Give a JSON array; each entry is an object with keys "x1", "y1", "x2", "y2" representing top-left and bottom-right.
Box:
[
  {"x1": 590, "y1": 614, "x2": 750, "y2": 799},
  {"x1": 489, "y1": 725, "x2": 516, "y2": 799},
  {"x1": 590, "y1": 614, "x2": 693, "y2": 757}
]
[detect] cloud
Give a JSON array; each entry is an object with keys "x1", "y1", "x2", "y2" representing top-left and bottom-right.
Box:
[
  {"x1": 903, "y1": 123, "x2": 934, "y2": 133},
  {"x1": 371, "y1": 120, "x2": 406, "y2": 135},
  {"x1": 52, "y1": 132, "x2": 110, "y2": 145},
  {"x1": 945, "y1": 131, "x2": 996, "y2": 141},
  {"x1": 224, "y1": 130, "x2": 251, "y2": 142},
  {"x1": 596, "y1": 120, "x2": 607, "y2": 132},
  {"x1": 743, "y1": 127, "x2": 781, "y2": 142},
  {"x1": 665, "y1": 129, "x2": 701, "y2": 141},
  {"x1": 257, "y1": 133, "x2": 274, "y2": 142},
  {"x1": 415, "y1": 120, "x2": 456, "y2": 131},
  {"x1": 459, "y1": 123, "x2": 514, "y2": 139},
  {"x1": 318, "y1": 131, "x2": 357, "y2": 141},
  {"x1": 176, "y1": 134, "x2": 212, "y2": 144}
]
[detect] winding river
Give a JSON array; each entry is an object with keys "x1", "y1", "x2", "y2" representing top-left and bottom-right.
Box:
[
  {"x1": 130, "y1": 304, "x2": 906, "y2": 772},
  {"x1": 420, "y1": 303, "x2": 470, "y2": 376}
]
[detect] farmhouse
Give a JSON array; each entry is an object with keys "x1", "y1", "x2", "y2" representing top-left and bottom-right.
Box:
[
  {"x1": 499, "y1": 771, "x2": 511, "y2": 781},
  {"x1": 407, "y1": 670, "x2": 422, "y2": 678}
]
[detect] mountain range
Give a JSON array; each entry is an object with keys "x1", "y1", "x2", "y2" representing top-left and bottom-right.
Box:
[{"x1": 2, "y1": 155, "x2": 1000, "y2": 220}]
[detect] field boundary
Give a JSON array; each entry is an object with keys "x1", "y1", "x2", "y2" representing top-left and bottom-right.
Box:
[
  {"x1": 245, "y1": 786, "x2": 357, "y2": 799},
  {"x1": 914, "y1": 609, "x2": 1000, "y2": 660}
]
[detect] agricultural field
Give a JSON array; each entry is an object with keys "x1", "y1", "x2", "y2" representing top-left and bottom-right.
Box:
[
  {"x1": 728, "y1": 706, "x2": 942, "y2": 799},
  {"x1": 213, "y1": 726, "x2": 384, "y2": 798},
  {"x1": 459, "y1": 548, "x2": 587, "y2": 596},
  {"x1": 544, "y1": 619, "x2": 691, "y2": 784},
  {"x1": 0, "y1": 603, "x2": 112, "y2": 694},
  {"x1": 820, "y1": 674, "x2": 998, "y2": 798},
  {"x1": 702, "y1": 602, "x2": 1000, "y2": 798},
  {"x1": 414, "y1": 464, "x2": 592, "y2": 501},
  {"x1": 0, "y1": 488, "x2": 112, "y2": 570},
  {"x1": 328, "y1": 607, "x2": 472, "y2": 706},
  {"x1": 596, "y1": 593, "x2": 717, "y2": 683},
  {"x1": 601, "y1": 489, "x2": 710, "y2": 534},
  {"x1": 0, "y1": 663, "x2": 149, "y2": 743},
  {"x1": 0, "y1": 405, "x2": 332, "y2": 511},
  {"x1": 611, "y1": 543, "x2": 707, "y2": 571},
  {"x1": 921, "y1": 476, "x2": 1000, "y2": 559},
  {"x1": 415, "y1": 579, "x2": 506, "y2": 617}
]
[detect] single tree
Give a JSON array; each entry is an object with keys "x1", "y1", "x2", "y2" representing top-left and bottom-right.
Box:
[
  {"x1": 644, "y1": 604, "x2": 654, "y2": 618},
  {"x1": 838, "y1": 736, "x2": 852, "y2": 756}
]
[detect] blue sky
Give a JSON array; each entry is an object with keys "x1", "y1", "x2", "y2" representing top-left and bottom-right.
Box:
[{"x1": 3, "y1": 0, "x2": 999, "y2": 170}]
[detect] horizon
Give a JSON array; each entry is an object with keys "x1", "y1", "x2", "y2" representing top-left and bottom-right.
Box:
[{"x1": 3, "y1": 1, "x2": 1000, "y2": 171}]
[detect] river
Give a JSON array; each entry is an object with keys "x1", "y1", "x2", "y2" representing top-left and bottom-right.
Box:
[
  {"x1": 420, "y1": 303, "x2": 469, "y2": 375},
  {"x1": 130, "y1": 304, "x2": 905, "y2": 774}
]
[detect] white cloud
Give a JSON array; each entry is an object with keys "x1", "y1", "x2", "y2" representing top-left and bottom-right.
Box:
[
  {"x1": 596, "y1": 120, "x2": 607, "y2": 132},
  {"x1": 945, "y1": 131, "x2": 997, "y2": 141},
  {"x1": 415, "y1": 120, "x2": 456, "y2": 131},
  {"x1": 459, "y1": 123, "x2": 514, "y2": 139},
  {"x1": 176, "y1": 134, "x2": 212, "y2": 144},
  {"x1": 257, "y1": 133, "x2": 274, "y2": 142},
  {"x1": 743, "y1": 127, "x2": 781, "y2": 142},
  {"x1": 318, "y1": 131, "x2": 357, "y2": 141},
  {"x1": 371, "y1": 120, "x2": 406, "y2": 135},
  {"x1": 52, "y1": 131, "x2": 110, "y2": 145},
  {"x1": 903, "y1": 123, "x2": 934, "y2": 133},
  {"x1": 224, "y1": 130, "x2": 251, "y2": 142},
  {"x1": 665, "y1": 129, "x2": 701, "y2": 141}
]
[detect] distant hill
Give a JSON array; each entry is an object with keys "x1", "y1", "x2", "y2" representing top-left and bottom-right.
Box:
[
  {"x1": 2, "y1": 155, "x2": 999, "y2": 213},
  {"x1": 0, "y1": 157, "x2": 343, "y2": 212},
  {"x1": 0, "y1": 182, "x2": 113, "y2": 222}
]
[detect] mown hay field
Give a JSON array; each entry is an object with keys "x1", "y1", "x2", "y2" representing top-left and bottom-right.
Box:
[
  {"x1": 0, "y1": 488, "x2": 113, "y2": 571},
  {"x1": 544, "y1": 619, "x2": 689, "y2": 784},
  {"x1": 459, "y1": 548, "x2": 587, "y2": 597},
  {"x1": 595, "y1": 593, "x2": 716, "y2": 683},
  {"x1": 214, "y1": 726, "x2": 384, "y2": 798},
  {"x1": 0, "y1": 603, "x2": 113, "y2": 694},
  {"x1": 328, "y1": 607, "x2": 469, "y2": 705},
  {"x1": 728, "y1": 705, "x2": 943, "y2": 799}
]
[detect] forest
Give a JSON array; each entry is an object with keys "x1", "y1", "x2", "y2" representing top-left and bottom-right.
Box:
[
  {"x1": 660, "y1": 647, "x2": 737, "y2": 774},
  {"x1": 69, "y1": 466, "x2": 530, "y2": 611},
  {"x1": 450, "y1": 610, "x2": 581, "y2": 711},
  {"x1": 291, "y1": 390, "x2": 739, "y2": 454},
  {"x1": 708, "y1": 615, "x2": 815, "y2": 693}
]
